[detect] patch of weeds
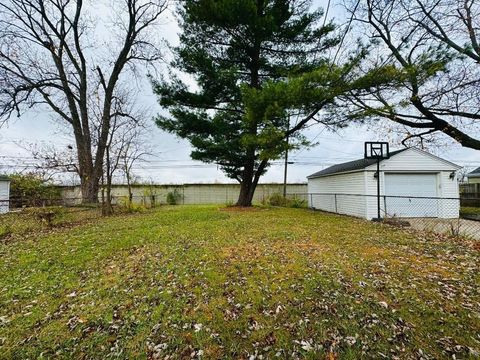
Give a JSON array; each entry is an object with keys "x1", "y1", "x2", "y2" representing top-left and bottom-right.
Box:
[
  {"x1": 32, "y1": 206, "x2": 66, "y2": 228},
  {"x1": 0, "y1": 224, "x2": 12, "y2": 240},
  {"x1": 119, "y1": 199, "x2": 146, "y2": 213},
  {"x1": 166, "y1": 189, "x2": 183, "y2": 205},
  {"x1": 266, "y1": 193, "x2": 307, "y2": 208}
]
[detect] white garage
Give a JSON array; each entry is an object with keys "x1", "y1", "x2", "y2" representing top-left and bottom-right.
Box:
[
  {"x1": 307, "y1": 148, "x2": 461, "y2": 220},
  {"x1": 0, "y1": 176, "x2": 10, "y2": 214}
]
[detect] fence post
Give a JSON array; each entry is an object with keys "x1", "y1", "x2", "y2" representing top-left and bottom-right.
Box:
[
  {"x1": 310, "y1": 193, "x2": 313, "y2": 208},
  {"x1": 383, "y1": 195, "x2": 387, "y2": 217},
  {"x1": 334, "y1": 194, "x2": 338, "y2": 213}
]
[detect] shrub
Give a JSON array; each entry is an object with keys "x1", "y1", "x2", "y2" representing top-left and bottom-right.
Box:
[
  {"x1": 266, "y1": 193, "x2": 307, "y2": 208},
  {"x1": 288, "y1": 197, "x2": 307, "y2": 208},
  {"x1": 267, "y1": 193, "x2": 288, "y2": 207},
  {"x1": 166, "y1": 189, "x2": 182, "y2": 205},
  {"x1": 9, "y1": 173, "x2": 61, "y2": 207}
]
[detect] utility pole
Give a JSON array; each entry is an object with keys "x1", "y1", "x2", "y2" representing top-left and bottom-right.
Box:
[{"x1": 283, "y1": 115, "x2": 290, "y2": 198}]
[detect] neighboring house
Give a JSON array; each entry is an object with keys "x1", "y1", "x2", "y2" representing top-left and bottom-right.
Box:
[
  {"x1": 307, "y1": 148, "x2": 461, "y2": 220},
  {"x1": 466, "y1": 167, "x2": 480, "y2": 184},
  {"x1": 0, "y1": 175, "x2": 10, "y2": 214}
]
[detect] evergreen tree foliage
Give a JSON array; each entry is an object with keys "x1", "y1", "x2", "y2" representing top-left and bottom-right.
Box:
[{"x1": 153, "y1": 0, "x2": 368, "y2": 205}]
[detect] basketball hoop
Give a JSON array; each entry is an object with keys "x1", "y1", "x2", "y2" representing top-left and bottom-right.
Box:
[
  {"x1": 365, "y1": 142, "x2": 390, "y2": 160},
  {"x1": 365, "y1": 142, "x2": 390, "y2": 221}
]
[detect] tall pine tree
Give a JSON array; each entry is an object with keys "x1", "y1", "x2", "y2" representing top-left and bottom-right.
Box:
[{"x1": 153, "y1": 0, "x2": 340, "y2": 206}]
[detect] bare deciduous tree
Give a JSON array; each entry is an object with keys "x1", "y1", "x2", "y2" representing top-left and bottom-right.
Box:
[
  {"x1": 100, "y1": 90, "x2": 151, "y2": 214},
  {"x1": 340, "y1": 0, "x2": 480, "y2": 150},
  {"x1": 0, "y1": 0, "x2": 167, "y2": 203},
  {"x1": 25, "y1": 86, "x2": 152, "y2": 212}
]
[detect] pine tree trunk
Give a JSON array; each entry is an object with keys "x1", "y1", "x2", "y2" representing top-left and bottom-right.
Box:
[
  {"x1": 237, "y1": 180, "x2": 254, "y2": 206},
  {"x1": 236, "y1": 158, "x2": 269, "y2": 207},
  {"x1": 236, "y1": 156, "x2": 255, "y2": 206}
]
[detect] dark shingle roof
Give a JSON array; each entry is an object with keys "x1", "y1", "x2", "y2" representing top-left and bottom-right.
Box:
[
  {"x1": 0, "y1": 175, "x2": 10, "y2": 181},
  {"x1": 307, "y1": 149, "x2": 407, "y2": 179},
  {"x1": 468, "y1": 167, "x2": 480, "y2": 177}
]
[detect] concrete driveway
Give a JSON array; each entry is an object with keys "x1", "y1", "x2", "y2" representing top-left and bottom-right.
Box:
[{"x1": 405, "y1": 218, "x2": 480, "y2": 240}]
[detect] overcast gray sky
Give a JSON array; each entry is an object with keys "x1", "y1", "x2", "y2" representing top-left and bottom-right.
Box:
[{"x1": 0, "y1": 0, "x2": 479, "y2": 184}]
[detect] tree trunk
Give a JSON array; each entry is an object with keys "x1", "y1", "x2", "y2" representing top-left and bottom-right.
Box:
[
  {"x1": 236, "y1": 159, "x2": 269, "y2": 207},
  {"x1": 74, "y1": 125, "x2": 99, "y2": 205},
  {"x1": 105, "y1": 184, "x2": 113, "y2": 215},
  {"x1": 236, "y1": 154, "x2": 255, "y2": 206},
  {"x1": 237, "y1": 180, "x2": 256, "y2": 206},
  {"x1": 104, "y1": 148, "x2": 114, "y2": 215},
  {"x1": 236, "y1": 174, "x2": 263, "y2": 206},
  {"x1": 236, "y1": 16, "x2": 263, "y2": 208},
  {"x1": 80, "y1": 175, "x2": 99, "y2": 204},
  {"x1": 126, "y1": 171, "x2": 133, "y2": 203}
]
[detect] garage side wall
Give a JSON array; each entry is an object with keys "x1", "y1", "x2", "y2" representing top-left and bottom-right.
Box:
[{"x1": 308, "y1": 172, "x2": 367, "y2": 218}]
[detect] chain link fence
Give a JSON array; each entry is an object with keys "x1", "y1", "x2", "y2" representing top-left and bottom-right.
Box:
[
  {"x1": 0, "y1": 195, "x2": 163, "y2": 241},
  {"x1": 286, "y1": 193, "x2": 480, "y2": 240},
  {"x1": 2, "y1": 191, "x2": 479, "y2": 241}
]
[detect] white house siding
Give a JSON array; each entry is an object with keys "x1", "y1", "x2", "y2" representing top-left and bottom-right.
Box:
[
  {"x1": 308, "y1": 171, "x2": 367, "y2": 218},
  {"x1": 0, "y1": 181, "x2": 10, "y2": 214}
]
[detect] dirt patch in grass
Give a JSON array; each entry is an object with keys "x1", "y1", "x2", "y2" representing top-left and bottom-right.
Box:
[{"x1": 219, "y1": 206, "x2": 266, "y2": 212}]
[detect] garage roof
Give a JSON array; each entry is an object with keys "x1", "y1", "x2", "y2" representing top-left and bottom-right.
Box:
[
  {"x1": 468, "y1": 167, "x2": 480, "y2": 178},
  {"x1": 307, "y1": 149, "x2": 407, "y2": 179},
  {"x1": 307, "y1": 147, "x2": 462, "y2": 179},
  {"x1": 0, "y1": 175, "x2": 10, "y2": 181}
]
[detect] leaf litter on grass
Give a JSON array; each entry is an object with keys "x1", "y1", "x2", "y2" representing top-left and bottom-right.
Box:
[{"x1": 0, "y1": 206, "x2": 478, "y2": 359}]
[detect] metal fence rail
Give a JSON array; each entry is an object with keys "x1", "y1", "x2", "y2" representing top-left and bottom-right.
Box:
[
  {"x1": 0, "y1": 195, "x2": 165, "y2": 240},
  {"x1": 287, "y1": 192, "x2": 480, "y2": 240},
  {"x1": 1, "y1": 192, "x2": 479, "y2": 240}
]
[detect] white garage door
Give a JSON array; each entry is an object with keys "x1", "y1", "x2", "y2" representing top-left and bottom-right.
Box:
[{"x1": 385, "y1": 173, "x2": 438, "y2": 217}]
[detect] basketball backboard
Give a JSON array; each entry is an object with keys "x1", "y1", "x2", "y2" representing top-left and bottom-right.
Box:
[{"x1": 364, "y1": 142, "x2": 390, "y2": 160}]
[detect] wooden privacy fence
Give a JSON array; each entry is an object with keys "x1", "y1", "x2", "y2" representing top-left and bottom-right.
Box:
[{"x1": 460, "y1": 183, "x2": 480, "y2": 207}]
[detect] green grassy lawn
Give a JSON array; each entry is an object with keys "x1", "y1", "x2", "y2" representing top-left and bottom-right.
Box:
[{"x1": 0, "y1": 206, "x2": 478, "y2": 359}]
